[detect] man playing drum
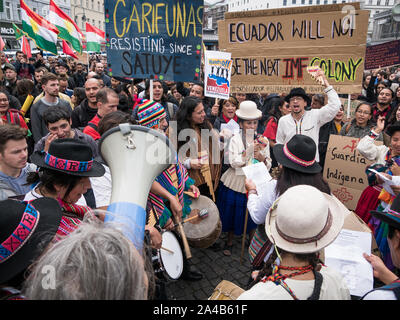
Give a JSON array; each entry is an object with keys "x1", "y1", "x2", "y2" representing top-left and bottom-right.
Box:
[{"x1": 135, "y1": 99, "x2": 204, "y2": 282}]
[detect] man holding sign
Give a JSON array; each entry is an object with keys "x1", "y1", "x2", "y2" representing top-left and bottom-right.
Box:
[{"x1": 276, "y1": 68, "x2": 341, "y2": 162}]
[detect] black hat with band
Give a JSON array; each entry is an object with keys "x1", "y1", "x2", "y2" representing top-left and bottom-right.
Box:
[
  {"x1": 30, "y1": 138, "x2": 105, "y2": 177},
  {"x1": 273, "y1": 134, "x2": 322, "y2": 174},
  {"x1": 0, "y1": 198, "x2": 62, "y2": 284}
]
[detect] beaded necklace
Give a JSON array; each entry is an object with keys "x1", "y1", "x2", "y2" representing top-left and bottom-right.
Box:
[{"x1": 261, "y1": 264, "x2": 314, "y2": 300}]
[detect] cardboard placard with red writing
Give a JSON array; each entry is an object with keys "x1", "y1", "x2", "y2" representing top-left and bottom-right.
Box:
[
  {"x1": 218, "y1": 3, "x2": 369, "y2": 94},
  {"x1": 323, "y1": 134, "x2": 382, "y2": 211}
]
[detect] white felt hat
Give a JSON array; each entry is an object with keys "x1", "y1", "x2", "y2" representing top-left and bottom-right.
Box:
[
  {"x1": 265, "y1": 185, "x2": 344, "y2": 254},
  {"x1": 235, "y1": 100, "x2": 262, "y2": 120}
]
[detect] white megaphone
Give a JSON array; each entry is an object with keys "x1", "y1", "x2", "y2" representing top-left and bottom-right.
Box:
[{"x1": 99, "y1": 124, "x2": 176, "y2": 252}]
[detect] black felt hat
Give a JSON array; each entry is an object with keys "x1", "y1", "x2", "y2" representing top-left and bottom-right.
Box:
[
  {"x1": 386, "y1": 121, "x2": 400, "y2": 137},
  {"x1": 284, "y1": 87, "x2": 311, "y2": 106},
  {"x1": 30, "y1": 138, "x2": 105, "y2": 177},
  {"x1": 370, "y1": 193, "x2": 400, "y2": 230},
  {"x1": 273, "y1": 134, "x2": 322, "y2": 174},
  {"x1": 0, "y1": 198, "x2": 62, "y2": 284}
]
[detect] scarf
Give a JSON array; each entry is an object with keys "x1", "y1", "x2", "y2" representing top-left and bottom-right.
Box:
[
  {"x1": 147, "y1": 160, "x2": 194, "y2": 228},
  {"x1": 222, "y1": 114, "x2": 238, "y2": 124},
  {"x1": 55, "y1": 199, "x2": 93, "y2": 241}
]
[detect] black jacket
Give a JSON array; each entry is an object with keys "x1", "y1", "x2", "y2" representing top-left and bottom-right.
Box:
[{"x1": 71, "y1": 99, "x2": 98, "y2": 129}]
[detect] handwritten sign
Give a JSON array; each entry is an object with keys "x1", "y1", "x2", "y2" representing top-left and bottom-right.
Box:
[
  {"x1": 204, "y1": 50, "x2": 232, "y2": 99},
  {"x1": 218, "y1": 3, "x2": 369, "y2": 94},
  {"x1": 104, "y1": 0, "x2": 204, "y2": 82},
  {"x1": 323, "y1": 135, "x2": 381, "y2": 210},
  {"x1": 365, "y1": 40, "x2": 400, "y2": 70}
]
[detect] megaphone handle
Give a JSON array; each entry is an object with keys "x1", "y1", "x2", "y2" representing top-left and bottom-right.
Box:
[{"x1": 177, "y1": 222, "x2": 192, "y2": 259}]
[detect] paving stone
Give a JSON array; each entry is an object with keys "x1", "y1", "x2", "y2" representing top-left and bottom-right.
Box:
[{"x1": 163, "y1": 235, "x2": 252, "y2": 300}]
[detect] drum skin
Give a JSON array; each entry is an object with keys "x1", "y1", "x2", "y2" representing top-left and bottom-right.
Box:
[{"x1": 183, "y1": 195, "x2": 222, "y2": 248}]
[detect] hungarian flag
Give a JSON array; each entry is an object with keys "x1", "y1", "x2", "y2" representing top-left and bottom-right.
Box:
[
  {"x1": 86, "y1": 22, "x2": 104, "y2": 53},
  {"x1": 62, "y1": 39, "x2": 78, "y2": 59},
  {"x1": 20, "y1": 0, "x2": 59, "y2": 55},
  {"x1": 21, "y1": 36, "x2": 32, "y2": 58},
  {"x1": 12, "y1": 23, "x2": 25, "y2": 40},
  {"x1": 49, "y1": 0, "x2": 83, "y2": 54}
]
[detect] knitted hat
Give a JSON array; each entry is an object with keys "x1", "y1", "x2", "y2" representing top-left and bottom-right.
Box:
[{"x1": 136, "y1": 99, "x2": 167, "y2": 129}]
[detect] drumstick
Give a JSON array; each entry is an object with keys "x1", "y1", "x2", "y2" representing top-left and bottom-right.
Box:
[
  {"x1": 177, "y1": 222, "x2": 192, "y2": 259},
  {"x1": 172, "y1": 209, "x2": 208, "y2": 228},
  {"x1": 161, "y1": 246, "x2": 174, "y2": 254},
  {"x1": 170, "y1": 167, "x2": 192, "y2": 259}
]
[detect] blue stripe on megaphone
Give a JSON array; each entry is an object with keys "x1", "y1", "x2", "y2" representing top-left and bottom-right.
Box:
[{"x1": 105, "y1": 202, "x2": 147, "y2": 253}]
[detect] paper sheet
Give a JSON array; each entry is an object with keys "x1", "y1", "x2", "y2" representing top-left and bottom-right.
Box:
[
  {"x1": 324, "y1": 229, "x2": 373, "y2": 297},
  {"x1": 242, "y1": 162, "x2": 273, "y2": 196},
  {"x1": 220, "y1": 119, "x2": 240, "y2": 135},
  {"x1": 367, "y1": 168, "x2": 400, "y2": 195}
]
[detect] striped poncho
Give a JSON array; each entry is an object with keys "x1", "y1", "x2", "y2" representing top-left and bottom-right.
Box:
[{"x1": 147, "y1": 161, "x2": 195, "y2": 228}]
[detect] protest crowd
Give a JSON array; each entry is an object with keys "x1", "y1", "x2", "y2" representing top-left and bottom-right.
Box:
[
  {"x1": 1, "y1": 17, "x2": 400, "y2": 301},
  {"x1": 0, "y1": 46, "x2": 399, "y2": 301}
]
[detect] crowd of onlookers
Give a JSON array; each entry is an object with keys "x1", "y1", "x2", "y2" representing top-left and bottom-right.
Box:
[{"x1": 0, "y1": 48, "x2": 399, "y2": 300}]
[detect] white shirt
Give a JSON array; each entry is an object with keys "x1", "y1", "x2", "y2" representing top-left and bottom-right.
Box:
[
  {"x1": 247, "y1": 179, "x2": 277, "y2": 225},
  {"x1": 362, "y1": 289, "x2": 396, "y2": 300},
  {"x1": 276, "y1": 86, "x2": 341, "y2": 162},
  {"x1": 23, "y1": 184, "x2": 87, "y2": 206},
  {"x1": 237, "y1": 266, "x2": 350, "y2": 300},
  {"x1": 90, "y1": 164, "x2": 112, "y2": 208}
]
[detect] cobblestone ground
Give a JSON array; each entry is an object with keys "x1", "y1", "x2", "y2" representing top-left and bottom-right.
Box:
[{"x1": 165, "y1": 233, "x2": 252, "y2": 300}]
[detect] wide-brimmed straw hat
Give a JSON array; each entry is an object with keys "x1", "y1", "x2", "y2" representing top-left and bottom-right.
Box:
[
  {"x1": 30, "y1": 138, "x2": 105, "y2": 177},
  {"x1": 0, "y1": 198, "x2": 62, "y2": 284},
  {"x1": 265, "y1": 185, "x2": 344, "y2": 254},
  {"x1": 273, "y1": 134, "x2": 321, "y2": 174},
  {"x1": 235, "y1": 100, "x2": 262, "y2": 120},
  {"x1": 370, "y1": 192, "x2": 400, "y2": 230}
]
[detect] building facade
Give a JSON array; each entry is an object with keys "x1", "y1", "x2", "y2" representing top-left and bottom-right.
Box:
[
  {"x1": 70, "y1": 0, "x2": 104, "y2": 33},
  {"x1": 0, "y1": 0, "x2": 71, "y2": 51},
  {"x1": 370, "y1": 7, "x2": 400, "y2": 44}
]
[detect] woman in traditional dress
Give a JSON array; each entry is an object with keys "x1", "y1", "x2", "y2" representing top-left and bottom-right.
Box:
[
  {"x1": 217, "y1": 100, "x2": 271, "y2": 256},
  {"x1": 245, "y1": 134, "x2": 331, "y2": 279},
  {"x1": 175, "y1": 96, "x2": 222, "y2": 201},
  {"x1": 237, "y1": 185, "x2": 350, "y2": 300}
]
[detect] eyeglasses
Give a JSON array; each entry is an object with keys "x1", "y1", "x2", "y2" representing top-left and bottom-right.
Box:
[{"x1": 356, "y1": 110, "x2": 371, "y2": 115}]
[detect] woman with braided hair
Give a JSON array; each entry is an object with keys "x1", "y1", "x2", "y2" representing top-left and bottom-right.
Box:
[
  {"x1": 245, "y1": 134, "x2": 331, "y2": 275},
  {"x1": 237, "y1": 185, "x2": 350, "y2": 300}
]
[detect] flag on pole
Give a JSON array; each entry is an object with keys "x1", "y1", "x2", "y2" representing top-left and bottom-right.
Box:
[
  {"x1": 12, "y1": 23, "x2": 25, "y2": 40},
  {"x1": 62, "y1": 39, "x2": 78, "y2": 59},
  {"x1": 20, "y1": 0, "x2": 59, "y2": 55},
  {"x1": 49, "y1": 0, "x2": 83, "y2": 54},
  {"x1": 85, "y1": 22, "x2": 104, "y2": 53},
  {"x1": 0, "y1": 36, "x2": 5, "y2": 52},
  {"x1": 21, "y1": 36, "x2": 32, "y2": 58}
]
